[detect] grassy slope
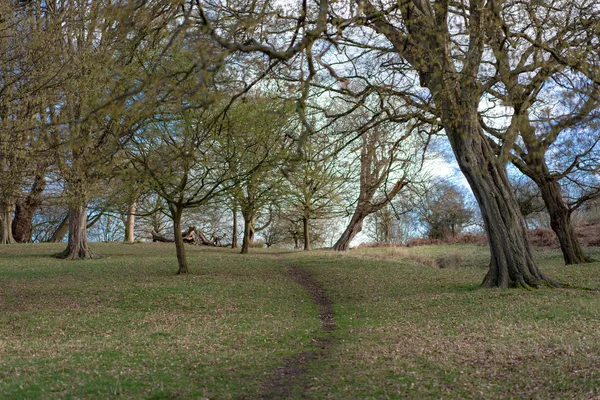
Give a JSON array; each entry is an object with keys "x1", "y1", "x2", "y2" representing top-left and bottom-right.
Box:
[
  {"x1": 286, "y1": 245, "x2": 600, "y2": 399},
  {"x1": 1, "y1": 243, "x2": 600, "y2": 399}
]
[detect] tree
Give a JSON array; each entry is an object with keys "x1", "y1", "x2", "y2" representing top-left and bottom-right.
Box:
[
  {"x1": 0, "y1": 1, "x2": 51, "y2": 244},
  {"x1": 414, "y1": 179, "x2": 474, "y2": 240},
  {"x1": 333, "y1": 124, "x2": 418, "y2": 251},
  {"x1": 285, "y1": 136, "x2": 346, "y2": 251},
  {"x1": 129, "y1": 108, "x2": 231, "y2": 274},
  {"x1": 222, "y1": 97, "x2": 294, "y2": 254},
  {"x1": 39, "y1": 0, "x2": 178, "y2": 259},
  {"x1": 480, "y1": 27, "x2": 600, "y2": 264},
  {"x1": 191, "y1": 0, "x2": 591, "y2": 287}
]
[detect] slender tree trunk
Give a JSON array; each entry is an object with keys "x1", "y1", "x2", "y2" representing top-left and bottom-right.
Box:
[
  {"x1": 537, "y1": 178, "x2": 590, "y2": 264},
  {"x1": 48, "y1": 214, "x2": 69, "y2": 243},
  {"x1": 0, "y1": 200, "x2": 16, "y2": 245},
  {"x1": 171, "y1": 206, "x2": 188, "y2": 274},
  {"x1": 231, "y1": 205, "x2": 239, "y2": 248},
  {"x1": 12, "y1": 173, "x2": 46, "y2": 243},
  {"x1": 241, "y1": 215, "x2": 253, "y2": 254},
  {"x1": 303, "y1": 216, "x2": 311, "y2": 251},
  {"x1": 444, "y1": 119, "x2": 559, "y2": 288},
  {"x1": 333, "y1": 211, "x2": 365, "y2": 251},
  {"x1": 125, "y1": 201, "x2": 136, "y2": 243},
  {"x1": 384, "y1": 219, "x2": 390, "y2": 243},
  {"x1": 293, "y1": 233, "x2": 299, "y2": 249},
  {"x1": 55, "y1": 205, "x2": 98, "y2": 259}
]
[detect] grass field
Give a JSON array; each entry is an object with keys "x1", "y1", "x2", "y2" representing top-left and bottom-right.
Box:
[{"x1": 1, "y1": 243, "x2": 600, "y2": 398}]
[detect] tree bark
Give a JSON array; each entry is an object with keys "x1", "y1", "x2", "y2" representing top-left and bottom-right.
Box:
[
  {"x1": 241, "y1": 216, "x2": 252, "y2": 254},
  {"x1": 537, "y1": 178, "x2": 590, "y2": 265},
  {"x1": 48, "y1": 214, "x2": 69, "y2": 243},
  {"x1": 12, "y1": 173, "x2": 46, "y2": 243},
  {"x1": 445, "y1": 120, "x2": 559, "y2": 289},
  {"x1": 0, "y1": 200, "x2": 16, "y2": 245},
  {"x1": 333, "y1": 211, "x2": 365, "y2": 251},
  {"x1": 248, "y1": 215, "x2": 256, "y2": 243},
  {"x1": 171, "y1": 206, "x2": 189, "y2": 274},
  {"x1": 125, "y1": 200, "x2": 136, "y2": 243},
  {"x1": 383, "y1": 216, "x2": 390, "y2": 243},
  {"x1": 231, "y1": 205, "x2": 239, "y2": 248},
  {"x1": 303, "y1": 216, "x2": 311, "y2": 251},
  {"x1": 55, "y1": 205, "x2": 98, "y2": 260}
]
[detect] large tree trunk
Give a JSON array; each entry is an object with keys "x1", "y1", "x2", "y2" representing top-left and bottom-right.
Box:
[
  {"x1": 124, "y1": 201, "x2": 136, "y2": 243},
  {"x1": 333, "y1": 211, "x2": 365, "y2": 251},
  {"x1": 537, "y1": 178, "x2": 590, "y2": 265},
  {"x1": 0, "y1": 200, "x2": 16, "y2": 245},
  {"x1": 171, "y1": 206, "x2": 188, "y2": 274},
  {"x1": 48, "y1": 214, "x2": 69, "y2": 243},
  {"x1": 248, "y1": 215, "x2": 256, "y2": 243},
  {"x1": 303, "y1": 216, "x2": 311, "y2": 251},
  {"x1": 241, "y1": 216, "x2": 253, "y2": 254},
  {"x1": 55, "y1": 205, "x2": 98, "y2": 260},
  {"x1": 12, "y1": 173, "x2": 46, "y2": 243},
  {"x1": 445, "y1": 120, "x2": 559, "y2": 289},
  {"x1": 231, "y1": 205, "x2": 238, "y2": 249}
]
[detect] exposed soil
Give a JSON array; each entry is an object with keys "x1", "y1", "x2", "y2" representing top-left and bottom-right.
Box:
[{"x1": 243, "y1": 257, "x2": 335, "y2": 399}]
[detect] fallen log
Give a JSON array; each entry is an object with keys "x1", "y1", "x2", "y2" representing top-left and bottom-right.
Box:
[
  {"x1": 151, "y1": 230, "x2": 174, "y2": 243},
  {"x1": 152, "y1": 227, "x2": 216, "y2": 246}
]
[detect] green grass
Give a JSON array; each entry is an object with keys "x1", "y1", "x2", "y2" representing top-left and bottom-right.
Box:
[
  {"x1": 0, "y1": 243, "x2": 319, "y2": 398},
  {"x1": 287, "y1": 245, "x2": 600, "y2": 399},
  {"x1": 1, "y1": 243, "x2": 600, "y2": 398}
]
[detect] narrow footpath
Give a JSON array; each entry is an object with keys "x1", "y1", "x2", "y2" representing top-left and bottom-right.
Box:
[{"x1": 249, "y1": 255, "x2": 336, "y2": 399}]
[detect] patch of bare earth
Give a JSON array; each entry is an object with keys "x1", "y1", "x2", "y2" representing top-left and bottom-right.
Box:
[{"x1": 244, "y1": 259, "x2": 335, "y2": 399}]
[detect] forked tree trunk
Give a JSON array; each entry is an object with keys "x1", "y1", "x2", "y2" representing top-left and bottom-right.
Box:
[
  {"x1": 0, "y1": 200, "x2": 16, "y2": 245},
  {"x1": 303, "y1": 216, "x2": 311, "y2": 251},
  {"x1": 171, "y1": 206, "x2": 188, "y2": 274},
  {"x1": 333, "y1": 211, "x2": 365, "y2": 251},
  {"x1": 231, "y1": 205, "x2": 239, "y2": 248},
  {"x1": 445, "y1": 120, "x2": 559, "y2": 289},
  {"x1": 12, "y1": 173, "x2": 46, "y2": 243},
  {"x1": 55, "y1": 205, "x2": 98, "y2": 260},
  {"x1": 125, "y1": 201, "x2": 136, "y2": 243},
  {"x1": 537, "y1": 178, "x2": 590, "y2": 265},
  {"x1": 48, "y1": 214, "x2": 69, "y2": 243}
]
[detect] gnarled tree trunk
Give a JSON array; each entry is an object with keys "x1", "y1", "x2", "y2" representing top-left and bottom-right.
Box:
[
  {"x1": 55, "y1": 204, "x2": 98, "y2": 260},
  {"x1": 445, "y1": 119, "x2": 559, "y2": 289},
  {"x1": 12, "y1": 173, "x2": 46, "y2": 243},
  {"x1": 0, "y1": 200, "x2": 16, "y2": 245},
  {"x1": 537, "y1": 178, "x2": 590, "y2": 265}
]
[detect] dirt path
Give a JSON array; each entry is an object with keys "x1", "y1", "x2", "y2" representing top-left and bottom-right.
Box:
[{"x1": 247, "y1": 257, "x2": 336, "y2": 399}]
